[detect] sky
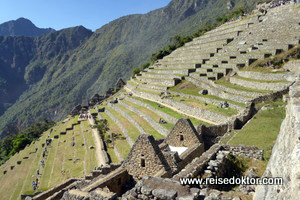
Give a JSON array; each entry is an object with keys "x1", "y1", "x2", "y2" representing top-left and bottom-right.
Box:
[{"x1": 0, "y1": 0, "x2": 171, "y2": 31}]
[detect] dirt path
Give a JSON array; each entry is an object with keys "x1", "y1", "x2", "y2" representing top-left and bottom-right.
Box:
[
  {"x1": 87, "y1": 112, "x2": 108, "y2": 166},
  {"x1": 125, "y1": 87, "x2": 219, "y2": 125}
]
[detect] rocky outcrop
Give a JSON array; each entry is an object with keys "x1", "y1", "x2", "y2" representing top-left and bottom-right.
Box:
[{"x1": 254, "y1": 77, "x2": 300, "y2": 200}]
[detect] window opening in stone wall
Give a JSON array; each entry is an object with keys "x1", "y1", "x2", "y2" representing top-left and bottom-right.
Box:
[
  {"x1": 141, "y1": 158, "x2": 145, "y2": 167},
  {"x1": 180, "y1": 135, "x2": 184, "y2": 141}
]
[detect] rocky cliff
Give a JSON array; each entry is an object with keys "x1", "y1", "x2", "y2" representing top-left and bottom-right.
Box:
[{"x1": 254, "y1": 73, "x2": 300, "y2": 199}]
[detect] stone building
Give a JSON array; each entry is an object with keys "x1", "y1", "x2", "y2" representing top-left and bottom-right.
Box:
[
  {"x1": 164, "y1": 118, "x2": 203, "y2": 147},
  {"x1": 105, "y1": 88, "x2": 115, "y2": 97},
  {"x1": 115, "y1": 78, "x2": 126, "y2": 91},
  {"x1": 70, "y1": 104, "x2": 82, "y2": 116},
  {"x1": 122, "y1": 134, "x2": 171, "y2": 180}
]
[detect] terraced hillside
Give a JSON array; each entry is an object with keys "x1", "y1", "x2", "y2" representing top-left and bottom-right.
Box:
[
  {"x1": 0, "y1": 117, "x2": 99, "y2": 198},
  {"x1": 127, "y1": 4, "x2": 298, "y2": 125},
  {"x1": 0, "y1": 3, "x2": 299, "y2": 199}
]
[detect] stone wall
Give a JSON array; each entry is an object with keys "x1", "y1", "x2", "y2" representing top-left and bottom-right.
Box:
[
  {"x1": 230, "y1": 76, "x2": 292, "y2": 91},
  {"x1": 32, "y1": 178, "x2": 81, "y2": 200},
  {"x1": 237, "y1": 71, "x2": 290, "y2": 81},
  {"x1": 254, "y1": 79, "x2": 300, "y2": 200},
  {"x1": 146, "y1": 68, "x2": 190, "y2": 76},
  {"x1": 125, "y1": 96, "x2": 177, "y2": 124},
  {"x1": 131, "y1": 89, "x2": 230, "y2": 124},
  {"x1": 251, "y1": 87, "x2": 289, "y2": 104},
  {"x1": 173, "y1": 144, "x2": 221, "y2": 181},
  {"x1": 136, "y1": 76, "x2": 176, "y2": 87},
  {"x1": 170, "y1": 91, "x2": 244, "y2": 111},
  {"x1": 122, "y1": 176, "x2": 200, "y2": 200},
  {"x1": 107, "y1": 103, "x2": 146, "y2": 135},
  {"x1": 222, "y1": 145, "x2": 264, "y2": 160},
  {"x1": 178, "y1": 143, "x2": 205, "y2": 171},
  {"x1": 118, "y1": 100, "x2": 168, "y2": 136},
  {"x1": 104, "y1": 109, "x2": 134, "y2": 146},
  {"x1": 122, "y1": 135, "x2": 170, "y2": 180},
  {"x1": 140, "y1": 72, "x2": 181, "y2": 79},
  {"x1": 165, "y1": 118, "x2": 202, "y2": 147},
  {"x1": 185, "y1": 77, "x2": 252, "y2": 103}
]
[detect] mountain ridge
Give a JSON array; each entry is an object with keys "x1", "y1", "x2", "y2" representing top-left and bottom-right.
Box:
[
  {"x1": 0, "y1": 0, "x2": 263, "y2": 137},
  {"x1": 0, "y1": 17, "x2": 55, "y2": 37}
]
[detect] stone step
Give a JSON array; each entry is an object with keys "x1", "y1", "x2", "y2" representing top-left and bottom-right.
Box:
[
  {"x1": 146, "y1": 68, "x2": 193, "y2": 76},
  {"x1": 140, "y1": 72, "x2": 182, "y2": 80},
  {"x1": 237, "y1": 70, "x2": 290, "y2": 81},
  {"x1": 172, "y1": 46, "x2": 221, "y2": 54},
  {"x1": 185, "y1": 38, "x2": 230, "y2": 48},
  {"x1": 185, "y1": 77, "x2": 252, "y2": 104},
  {"x1": 138, "y1": 83, "x2": 169, "y2": 92},
  {"x1": 158, "y1": 57, "x2": 208, "y2": 65},
  {"x1": 118, "y1": 100, "x2": 169, "y2": 137},
  {"x1": 125, "y1": 96, "x2": 178, "y2": 124},
  {"x1": 131, "y1": 88, "x2": 230, "y2": 124},
  {"x1": 104, "y1": 109, "x2": 134, "y2": 147},
  {"x1": 193, "y1": 31, "x2": 241, "y2": 45},
  {"x1": 196, "y1": 67, "x2": 233, "y2": 75},
  {"x1": 136, "y1": 76, "x2": 180, "y2": 87},
  {"x1": 205, "y1": 57, "x2": 259, "y2": 66},
  {"x1": 229, "y1": 76, "x2": 293, "y2": 91},
  {"x1": 158, "y1": 63, "x2": 198, "y2": 69},
  {"x1": 199, "y1": 63, "x2": 237, "y2": 70},
  {"x1": 206, "y1": 14, "x2": 259, "y2": 34},
  {"x1": 190, "y1": 72, "x2": 224, "y2": 81},
  {"x1": 107, "y1": 103, "x2": 146, "y2": 135},
  {"x1": 160, "y1": 53, "x2": 212, "y2": 61}
]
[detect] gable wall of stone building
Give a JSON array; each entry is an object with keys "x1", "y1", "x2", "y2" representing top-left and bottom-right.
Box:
[
  {"x1": 122, "y1": 135, "x2": 170, "y2": 180},
  {"x1": 165, "y1": 119, "x2": 202, "y2": 147}
]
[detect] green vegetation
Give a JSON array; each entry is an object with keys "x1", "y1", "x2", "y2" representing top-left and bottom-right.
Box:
[
  {"x1": 233, "y1": 75, "x2": 290, "y2": 83},
  {"x1": 106, "y1": 107, "x2": 141, "y2": 141},
  {"x1": 227, "y1": 99, "x2": 286, "y2": 161},
  {"x1": 0, "y1": 119, "x2": 55, "y2": 165},
  {"x1": 92, "y1": 119, "x2": 109, "y2": 140},
  {"x1": 123, "y1": 100, "x2": 174, "y2": 130},
  {"x1": 0, "y1": 0, "x2": 263, "y2": 138},
  {"x1": 116, "y1": 104, "x2": 164, "y2": 139},
  {"x1": 172, "y1": 96, "x2": 238, "y2": 116},
  {"x1": 169, "y1": 80, "x2": 246, "y2": 107},
  {"x1": 249, "y1": 45, "x2": 300, "y2": 69},
  {"x1": 215, "y1": 78, "x2": 272, "y2": 94},
  {"x1": 131, "y1": 96, "x2": 209, "y2": 126},
  {"x1": 101, "y1": 112, "x2": 131, "y2": 160}
]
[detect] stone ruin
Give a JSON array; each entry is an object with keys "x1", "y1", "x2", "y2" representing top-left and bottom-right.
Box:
[
  {"x1": 68, "y1": 78, "x2": 126, "y2": 116},
  {"x1": 115, "y1": 78, "x2": 126, "y2": 92},
  {"x1": 164, "y1": 118, "x2": 203, "y2": 147},
  {"x1": 23, "y1": 114, "x2": 268, "y2": 200}
]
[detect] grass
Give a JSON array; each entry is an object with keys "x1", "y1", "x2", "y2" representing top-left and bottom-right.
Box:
[
  {"x1": 227, "y1": 99, "x2": 286, "y2": 161},
  {"x1": 135, "y1": 88, "x2": 161, "y2": 95},
  {"x1": 123, "y1": 100, "x2": 174, "y2": 131},
  {"x1": 106, "y1": 148, "x2": 119, "y2": 163},
  {"x1": 80, "y1": 121, "x2": 98, "y2": 172},
  {"x1": 215, "y1": 78, "x2": 272, "y2": 94},
  {"x1": 131, "y1": 96, "x2": 209, "y2": 126},
  {"x1": 101, "y1": 112, "x2": 131, "y2": 160},
  {"x1": 249, "y1": 45, "x2": 300, "y2": 69},
  {"x1": 233, "y1": 75, "x2": 290, "y2": 83},
  {"x1": 169, "y1": 80, "x2": 246, "y2": 107},
  {"x1": 172, "y1": 96, "x2": 238, "y2": 116},
  {"x1": 0, "y1": 116, "x2": 100, "y2": 198},
  {"x1": 240, "y1": 67, "x2": 288, "y2": 73},
  {"x1": 116, "y1": 104, "x2": 164, "y2": 139},
  {"x1": 106, "y1": 107, "x2": 141, "y2": 141}
]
